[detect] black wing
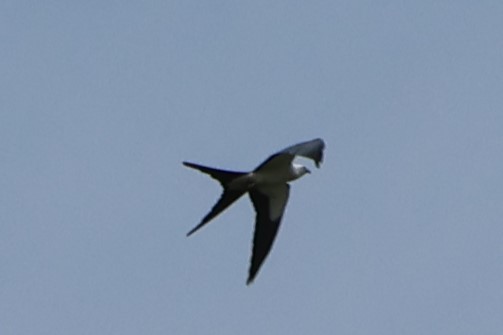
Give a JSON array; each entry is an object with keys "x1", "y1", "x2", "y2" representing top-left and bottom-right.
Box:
[
  {"x1": 247, "y1": 184, "x2": 290, "y2": 284},
  {"x1": 254, "y1": 138, "x2": 325, "y2": 172}
]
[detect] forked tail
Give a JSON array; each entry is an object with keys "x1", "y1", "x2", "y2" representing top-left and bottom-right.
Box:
[
  {"x1": 183, "y1": 162, "x2": 248, "y2": 236},
  {"x1": 183, "y1": 162, "x2": 247, "y2": 186}
]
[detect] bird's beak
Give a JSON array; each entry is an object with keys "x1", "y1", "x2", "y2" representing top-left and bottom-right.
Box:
[{"x1": 306, "y1": 168, "x2": 311, "y2": 174}]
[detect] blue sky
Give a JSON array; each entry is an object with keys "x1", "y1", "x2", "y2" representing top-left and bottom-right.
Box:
[{"x1": 1, "y1": 1, "x2": 503, "y2": 334}]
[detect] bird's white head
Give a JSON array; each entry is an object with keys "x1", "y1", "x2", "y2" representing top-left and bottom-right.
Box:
[{"x1": 292, "y1": 163, "x2": 311, "y2": 179}]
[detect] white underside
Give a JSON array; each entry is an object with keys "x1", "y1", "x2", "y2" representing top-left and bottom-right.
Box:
[{"x1": 253, "y1": 164, "x2": 305, "y2": 185}]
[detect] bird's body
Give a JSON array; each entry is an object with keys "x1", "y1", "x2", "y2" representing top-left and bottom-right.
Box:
[
  {"x1": 184, "y1": 138, "x2": 325, "y2": 284},
  {"x1": 227, "y1": 164, "x2": 307, "y2": 190}
]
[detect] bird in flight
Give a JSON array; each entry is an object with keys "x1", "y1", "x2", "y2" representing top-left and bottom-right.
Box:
[{"x1": 184, "y1": 138, "x2": 325, "y2": 284}]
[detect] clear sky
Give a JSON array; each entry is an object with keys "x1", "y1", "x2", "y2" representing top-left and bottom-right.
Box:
[{"x1": 2, "y1": 1, "x2": 502, "y2": 334}]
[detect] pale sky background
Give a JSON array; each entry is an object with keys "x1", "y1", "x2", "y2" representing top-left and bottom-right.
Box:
[{"x1": 2, "y1": 1, "x2": 503, "y2": 334}]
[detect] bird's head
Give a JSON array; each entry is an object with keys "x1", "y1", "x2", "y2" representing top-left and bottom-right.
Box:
[{"x1": 293, "y1": 163, "x2": 311, "y2": 178}]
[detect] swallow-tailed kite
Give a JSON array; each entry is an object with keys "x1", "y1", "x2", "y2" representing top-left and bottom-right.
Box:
[{"x1": 184, "y1": 138, "x2": 325, "y2": 284}]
